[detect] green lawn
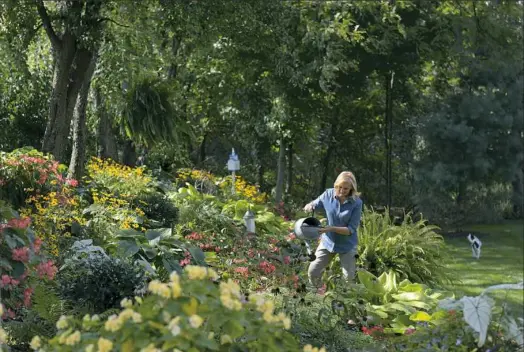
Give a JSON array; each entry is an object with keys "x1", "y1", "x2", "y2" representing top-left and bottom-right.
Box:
[{"x1": 444, "y1": 221, "x2": 524, "y2": 314}]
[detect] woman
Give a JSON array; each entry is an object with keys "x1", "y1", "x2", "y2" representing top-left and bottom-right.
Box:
[{"x1": 304, "y1": 171, "x2": 363, "y2": 288}]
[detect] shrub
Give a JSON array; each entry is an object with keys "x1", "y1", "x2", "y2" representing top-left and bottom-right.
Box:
[
  {"x1": 32, "y1": 266, "x2": 326, "y2": 352},
  {"x1": 0, "y1": 148, "x2": 70, "y2": 209},
  {"x1": 57, "y1": 247, "x2": 146, "y2": 314},
  {"x1": 134, "y1": 192, "x2": 179, "y2": 228},
  {"x1": 354, "y1": 208, "x2": 453, "y2": 287},
  {"x1": 0, "y1": 201, "x2": 57, "y2": 320},
  {"x1": 20, "y1": 185, "x2": 84, "y2": 256}
]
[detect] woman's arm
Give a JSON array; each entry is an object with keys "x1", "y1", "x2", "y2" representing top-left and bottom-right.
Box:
[
  {"x1": 304, "y1": 190, "x2": 327, "y2": 212},
  {"x1": 318, "y1": 226, "x2": 350, "y2": 235}
]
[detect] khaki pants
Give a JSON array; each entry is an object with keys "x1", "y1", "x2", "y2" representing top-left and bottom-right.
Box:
[{"x1": 308, "y1": 242, "x2": 357, "y2": 287}]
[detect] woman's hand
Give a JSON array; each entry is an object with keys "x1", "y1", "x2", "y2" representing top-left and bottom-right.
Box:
[
  {"x1": 303, "y1": 202, "x2": 314, "y2": 212},
  {"x1": 318, "y1": 226, "x2": 331, "y2": 234}
]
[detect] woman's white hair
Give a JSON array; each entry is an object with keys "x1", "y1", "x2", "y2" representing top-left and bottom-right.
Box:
[{"x1": 334, "y1": 171, "x2": 360, "y2": 199}]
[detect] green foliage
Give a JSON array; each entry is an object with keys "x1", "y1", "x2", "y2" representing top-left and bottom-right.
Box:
[
  {"x1": 133, "y1": 192, "x2": 179, "y2": 229},
  {"x1": 123, "y1": 77, "x2": 193, "y2": 147},
  {"x1": 57, "y1": 251, "x2": 146, "y2": 314},
  {"x1": 109, "y1": 227, "x2": 206, "y2": 281},
  {"x1": 279, "y1": 293, "x2": 381, "y2": 352},
  {"x1": 355, "y1": 208, "x2": 453, "y2": 287}
]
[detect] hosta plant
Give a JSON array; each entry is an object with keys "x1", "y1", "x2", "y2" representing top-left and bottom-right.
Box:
[
  {"x1": 324, "y1": 269, "x2": 454, "y2": 335},
  {"x1": 31, "y1": 265, "x2": 325, "y2": 352}
]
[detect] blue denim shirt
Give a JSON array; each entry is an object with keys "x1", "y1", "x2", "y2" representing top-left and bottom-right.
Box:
[{"x1": 311, "y1": 188, "x2": 363, "y2": 253}]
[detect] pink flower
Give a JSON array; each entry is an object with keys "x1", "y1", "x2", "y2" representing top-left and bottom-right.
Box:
[
  {"x1": 258, "y1": 261, "x2": 276, "y2": 275},
  {"x1": 283, "y1": 256, "x2": 291, "y2": 265},
  {"x1": 1, "y1": 275, "x2": 11, "y2": 287},
  {"x1": 36, "y1": 260, "x2": 58, "y2": 280},
  {"x1": 65, "y1": 178, "x2": 79, "y2": 187},
  {"x1": 33, "y1": 237, "x2": 42, "y2": 254},
  {"x1": 7, "y1": 217, "x2": 31, "y2": 229},
  {"x1": 404, "y1": 328, "x2": 416, "y2": 335},
  {"x1": 23, "y1": 287, "x2": 34, "y2": 307},
  {"x1": 234, "y1": 267, "x2": 249, "y2": 278},
  {"x1": 12, "y1": 247, "x2": 30, "y2": 262},
  {"x1": 180, "y1": 258, "x2": 191, "y2": 267},
  {"x1": 287, "y1": 233, "x2": 296, "y2": 241}
]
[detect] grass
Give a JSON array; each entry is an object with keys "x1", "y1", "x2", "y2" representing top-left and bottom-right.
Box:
[{"x1": 443, "y1": 220, "x2": 524, "y2": 314}]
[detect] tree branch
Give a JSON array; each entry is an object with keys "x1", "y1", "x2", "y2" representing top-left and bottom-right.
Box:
[
  {"x1": 98, "y1": 17, "x2": 130, "y2": 28},
  {"x1": 35, "y1": 0, "x2": 61, "y2": 48}
]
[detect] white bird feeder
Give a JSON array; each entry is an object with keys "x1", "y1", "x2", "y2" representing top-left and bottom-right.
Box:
[{"x1": 227, "y1": 148, "x2": 240, "y2": 194}]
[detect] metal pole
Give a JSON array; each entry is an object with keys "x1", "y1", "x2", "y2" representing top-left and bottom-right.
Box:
[{"x1": 232, "y1": 171, "x2": 236, "y2": 194}]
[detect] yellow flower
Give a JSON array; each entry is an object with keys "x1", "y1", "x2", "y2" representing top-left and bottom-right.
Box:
[
  {"x1": 220, "y1": 334, "x2": 233, "y2": 345},
  {"x1": 148, "y1": 280, "x2": 171, "y2": 298},
  {"x1": 104, "y1": 315, "x2": 123, "y2": 332},
  {"x1": 0, "y1": 304, "x2": 3, "y2": 316},
  {"x1": 168, "y1": 317, "x2": 182, "y2": 336},
  {"x1": 98, "y1": 337, "x2": 113, "y2": 352},
  {"x1": 56, "y1": 315, "x2": 69, "y2": 329},
  {"x1": 65, "y1": 330, "x2": 81, "y2": 345},
  {"x1": 189, "y1": 314, "x2": 204, "y2": 328},
  {"x1": 121, "y1": 298, "x2": 133, "y2": 308},
  {"x1": 85, "y1": 344, "x2": 95, "y2": 352},
  {"x1": 30, "y1": 336, "x2": 42, "y2": 350},
  {"x1": 184, "y1": 265, "x2": 208, "y2": 280},
  {"x1": 0, "y1": 327, "x2": 8, "y2": 344},
  {"x1": 171, "y1": 282, "x2": 182, "y2": 298}
]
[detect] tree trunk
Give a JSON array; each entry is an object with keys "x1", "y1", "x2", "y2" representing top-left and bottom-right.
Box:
[
  {"x1": 511, "y1": 168, "x2": 523, "y2": 218},
  {"x1": 122, "y1": 140, "x2": 137, "y2": 167},
  {"x1": 95, "y1": 88, "x2": 118, "y2": 160},
  {"x1": 285, "y1": 142, "x2": 293, "y2": 195},
  {"x1": 38, "y1": 0, "x2": 103, "y2": 163},
  {"x1": 199, "y1": 133, "x2": 207, "y2": 164},
  {"x1": 384, "y1": 70, "x2": 395, "y2": 209},
  {"x1": 319, "y1": 142, "x2": 334, "y2": 195},
  {"x1": 68, "y1": 54, "x2": 97, "y2": 180},
  {"x1": 42, "y1": 34, "x2": 77, "y2": 157},
  {"x1": 275, "y1": 138, "x2": 286, "y2": 204}
]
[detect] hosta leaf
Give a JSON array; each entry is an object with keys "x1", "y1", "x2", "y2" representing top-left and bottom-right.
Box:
[
  {"x1": 391, "y1": 292, "x2": 425, "y2": 301},
  {"x1": 118, "y1": 240, "x2": 140, "y2": 257}
]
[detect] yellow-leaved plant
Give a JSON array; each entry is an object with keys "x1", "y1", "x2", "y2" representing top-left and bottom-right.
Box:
[{"x1": 32, "y1": 265, "x2": 325, "y2": 352}]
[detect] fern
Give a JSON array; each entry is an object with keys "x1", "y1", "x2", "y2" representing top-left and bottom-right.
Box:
[{"x1": 31, "y1": 283, "x2": 65, "y2": 324}]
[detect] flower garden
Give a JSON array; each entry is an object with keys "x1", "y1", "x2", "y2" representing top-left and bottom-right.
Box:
[{"x1": 0, "y1": 148, "x2": 522, "y2": 352}]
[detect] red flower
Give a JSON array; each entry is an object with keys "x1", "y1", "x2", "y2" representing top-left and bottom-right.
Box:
[
  {"x1": 234, "y1": 267, "x2": 249, "y2": 278},
  {"x1": 66, "y1": 178, "x2": 79, "y2": 187},
  {"x1": 258, "y1": 261, "x2": 276, "y2": 275}
]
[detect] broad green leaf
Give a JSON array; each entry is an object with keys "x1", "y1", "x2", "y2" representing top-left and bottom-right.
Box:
[{"x1": 118, "y1": 240, "x2": 139, "y2": 257}]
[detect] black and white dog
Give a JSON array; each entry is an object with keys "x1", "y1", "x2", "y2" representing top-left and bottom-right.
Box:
[{"x1": 467, "y1": 233, "x2": 482, "y2": 259}]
